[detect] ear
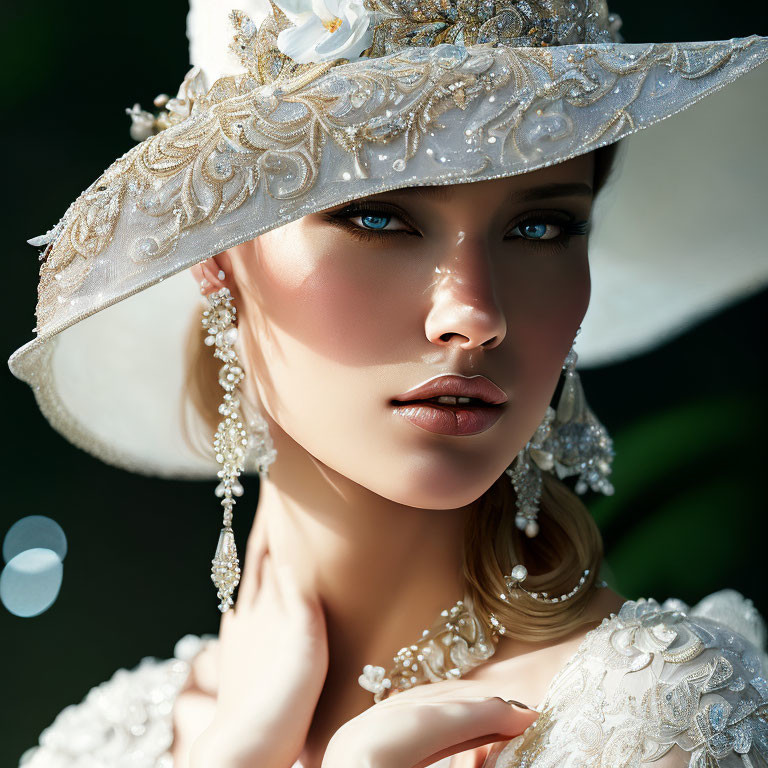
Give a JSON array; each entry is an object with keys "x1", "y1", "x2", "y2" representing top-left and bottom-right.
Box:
[{"x1": 190, "y1": 252, "x2": 234, "y2": 296}]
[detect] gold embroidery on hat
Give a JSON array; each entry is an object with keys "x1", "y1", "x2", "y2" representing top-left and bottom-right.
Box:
[{"x1": 34, "y1": 31, "x2": 762, "y2": 332}]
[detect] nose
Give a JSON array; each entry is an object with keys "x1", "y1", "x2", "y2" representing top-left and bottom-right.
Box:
[{"x1": 423, "y1": 235, "x2": 506, "y2": 350}]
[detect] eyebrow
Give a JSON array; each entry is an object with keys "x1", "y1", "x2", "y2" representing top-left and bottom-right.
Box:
[{"x1": 386, "y1": 182, "x2": 594, "y2": 203}]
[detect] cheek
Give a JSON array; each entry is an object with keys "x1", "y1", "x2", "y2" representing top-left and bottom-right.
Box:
[
  {"x1": 235, "y1": 228, "x2": 426, "y2": 445},
  {"x1": 238, "y1": 230, "x2": 482, "y2": 504},
  {"x1": 501, "y1": 246, "x2": 590, "y2": 348},
  {"x1": 496, "y1": 246, "x2": 590, "y2": 430},
  {"x1": 249, "y1": 229, "x2": 425, "y2": 368}
]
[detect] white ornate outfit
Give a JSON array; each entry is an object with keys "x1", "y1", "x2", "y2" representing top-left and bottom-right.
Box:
[{"x1": 18, "y1": 591, "x2": 768, "y2": 767}]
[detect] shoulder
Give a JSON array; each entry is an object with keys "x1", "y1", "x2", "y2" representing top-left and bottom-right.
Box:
[
  {"x1": 18, "y1": 634, "x2": 217, "y2": 768},
  {"x1": 488, "y1": 589, "x2": 768, "y2": 768}
]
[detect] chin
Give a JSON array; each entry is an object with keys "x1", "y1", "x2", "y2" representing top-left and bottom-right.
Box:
[{"x1": 363, "y1": 450, "x2": 508, "y2": 510}]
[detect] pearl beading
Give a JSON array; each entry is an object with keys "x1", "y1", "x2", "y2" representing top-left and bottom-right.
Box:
[
  {"x1": 203, "y1": 287, "x2": 247, "y2": 613},
  {"x1": 506, "y1": 342, "x2": 615, "y2": 540},
  {"x1": 489, "y1": 564, "x2": 607, "y2": 635},
  {"x1": 358, "y1": 596, "x2": 496, "y2": 703}
]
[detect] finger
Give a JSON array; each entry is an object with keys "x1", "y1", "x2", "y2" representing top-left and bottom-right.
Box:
[
  {"x1": 237, "y1": 514, "x2": 267, "y2": 606},
  {"x1": 256, "y1": 531, "x2": 295, "y2": 603},
  {"x1": 271, "y1": 558, "x2": 310, "y2": 612},
  {"x1": 389, "y1": 698, "x2": 538, "y2": 768},
  {"x1": 261, "y1": 550, "x2": 327, "y2": 639},
  {"x1": 260, "y1": 550, "x2": 303, "y2": 613},
  {"x1": 258, "y1": 549, "x2": 275, "y2": 594},
  {"x1": 411, "y1": 732, "x2": 517, "y2": 768},
  {"x1": 377, "y1": 677, "x2": 482, "y2": 704},
  {"x1": 219, "y1": 598, "x2": 238, "y2": 637},
  {"x1": 233, "y1": 547, "x2": 275, "y2": 620}
]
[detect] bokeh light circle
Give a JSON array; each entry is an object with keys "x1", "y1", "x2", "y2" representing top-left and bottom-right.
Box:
[
  {"x1": 0, "y1": 548, "x2": 64, "y2": 617},
  {"x1": 3, "y1": 515, "x2": 67, "y2": 563}
]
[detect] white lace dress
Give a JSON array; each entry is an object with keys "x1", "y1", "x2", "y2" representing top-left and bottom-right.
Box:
[{"x1": 18, "y1": 590, "x2": 768, "y2": 768}]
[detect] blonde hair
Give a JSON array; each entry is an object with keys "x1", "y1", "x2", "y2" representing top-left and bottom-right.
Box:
[
  {"x1": 182, "y1": 143, "x2": 619, "y2": 641},
  {"x1": 462, "y1": 473, "x2": 604, "y2": 640},
  {"x1": 464, "y1": 142, "x2": 620, "y2": 639},
  {"x1": 181, "y1": 311, "x2": 226, "y2": 462}
]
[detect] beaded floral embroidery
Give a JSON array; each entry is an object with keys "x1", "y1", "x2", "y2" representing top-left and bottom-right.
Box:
[
  {"x1": 32, "y1": 30, "x2": 767, "y2": 336},
  {"x1": 18, "y1": 592, "x2": 768, "y2": 768},
  {"x1": 359, "y1": 0, "x2": 621, "y2": 58},
  {"x1": 484, "y1": 594, "x2": 768, "y2": 767}
]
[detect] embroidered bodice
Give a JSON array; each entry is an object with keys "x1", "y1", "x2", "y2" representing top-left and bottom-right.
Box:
[
  {"x1": 18, "y1": 590, "x2": 768, "y2": 768},
  {"x1": 484, "y1": 590, "x2": 768, "y2": 768}
]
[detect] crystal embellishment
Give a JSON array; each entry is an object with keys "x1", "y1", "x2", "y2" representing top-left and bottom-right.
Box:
[
  {"x1": 489, "y1": 566, "x2": 594, "y2": 633},
  {"x1": 359, "y1": 596, "x2": 496, "y2": 703},
  {"x1": 506, "y1": 344, "x2": 614, "y2": 538},
  {"x1": 211, "y1": 528, "x2": 241, "y2": 613},
  {"x1": 203, "y1": 287, "x2": 248, "y2": 612}
]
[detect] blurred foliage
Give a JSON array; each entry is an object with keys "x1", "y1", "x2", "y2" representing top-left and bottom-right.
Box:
[{"x1": 592, "y1": 396, "x2": 763, "y2": 599}]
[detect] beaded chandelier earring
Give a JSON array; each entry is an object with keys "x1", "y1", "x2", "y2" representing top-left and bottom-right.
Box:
[
  {"x1": 202, "y1": 282, "x2": 276, "y2": 612},
  {"x1": 507, "y1": 336, "x2": 615, "y2": 538}
]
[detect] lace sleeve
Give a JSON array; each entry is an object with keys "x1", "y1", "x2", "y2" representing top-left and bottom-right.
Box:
[
  {"x1": 483, "y1": 590, "x2": 768, "y2": 768},
  {"x1": 655, "y1": 591, "x2": 768, "y2": 767},
  {"x1": 17, "y1": 634, "x2": 213, "y2": 768}
]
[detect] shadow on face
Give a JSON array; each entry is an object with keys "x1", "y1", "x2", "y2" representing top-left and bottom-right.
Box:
[{"x1": 226, "y1": 151, "x2": 595, "y2": 508}]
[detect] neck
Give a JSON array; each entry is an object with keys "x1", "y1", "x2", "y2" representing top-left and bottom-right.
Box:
[{"x1": 247, "y1": 427, "x2": 474, "y2": 765}]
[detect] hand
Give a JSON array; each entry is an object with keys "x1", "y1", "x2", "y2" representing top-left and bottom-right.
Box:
[
  {"x1": 322, "y1": 681, "x2": 538, "y2": 768},
  {"x1": 190, "y1": 524, "x2": 329, "y2": 768}
]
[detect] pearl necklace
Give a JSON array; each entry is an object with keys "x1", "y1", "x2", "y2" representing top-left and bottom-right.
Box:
[
  {"x1": 358, "y1": 566, "x2": 602, "y2": 703},
  {"x1": 358, "y1": 594, "x2": 496, "y2": 703}
]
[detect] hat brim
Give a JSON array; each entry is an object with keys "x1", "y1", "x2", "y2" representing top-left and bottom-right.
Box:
[{"x1": 8, "y1": 36, "x2": 768, "y2": 477}]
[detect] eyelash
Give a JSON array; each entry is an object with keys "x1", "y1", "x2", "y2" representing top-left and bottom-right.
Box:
[{"x1": 323, "y1": 203, "x2": 589, "y2": 249}]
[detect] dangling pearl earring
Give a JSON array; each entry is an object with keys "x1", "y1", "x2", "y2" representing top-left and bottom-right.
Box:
[
  {"x1": 202, "y1": 287, "x2": 247, "y2": 612},
  {"x1": 505, "y1": 331, "x2": 615, "y2": 539},
  {"x1": 201, "y1": 283, "x2": 278, "y2": 612}
]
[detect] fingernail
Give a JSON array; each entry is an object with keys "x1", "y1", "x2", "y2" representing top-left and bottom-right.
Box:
[{"x1": 505, "y1": 699, "x2": 530, "y2": 710}]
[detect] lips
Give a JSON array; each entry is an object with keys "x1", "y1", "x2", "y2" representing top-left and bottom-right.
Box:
[
  {"x1": 390, "y1": 399, "x2": 504, "y2": 436},
  {"x1": 392, "y1": 374, "x2": 508, "y2": 406},
  {"x1": 390, "y1": 374, "x2": 507, "y2": 436}
]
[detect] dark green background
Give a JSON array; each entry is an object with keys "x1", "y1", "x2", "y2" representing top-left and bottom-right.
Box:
[{"x1": 2, "y1": 1, "x2": 766, "y2": 764}]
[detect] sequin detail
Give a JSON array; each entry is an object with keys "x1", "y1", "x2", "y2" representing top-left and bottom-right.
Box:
[
  {"x1": 29, "y1": 34, "x2": 767, "y2": 334},
  {"x1": 484, "y1": 591, "x2": 768, "y2": 768},
  {"x1": 18, "y1": 634, "x2": 216, "y2": 768},
  {"x1": 361, "y1": 0, "x2": 621, "y2": 56},
  {"x1": 18, "y1": 591, "x2": 768, "y2": 768}
]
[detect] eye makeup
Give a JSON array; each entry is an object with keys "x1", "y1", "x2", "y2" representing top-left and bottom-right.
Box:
[
  {"x1": 505, "y1": 210, "x2": 591, "y2": 251},
  {"x1": 320, "y1": 201, "x2": 590, "y2": 249},
  {"x1": 321, "y1": 201, "x2": 419, "y2": 242}
]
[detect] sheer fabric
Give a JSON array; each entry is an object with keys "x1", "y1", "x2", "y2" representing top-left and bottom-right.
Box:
[{"x1": 18, "y1": 590, "x2": 768, "y2": 768}]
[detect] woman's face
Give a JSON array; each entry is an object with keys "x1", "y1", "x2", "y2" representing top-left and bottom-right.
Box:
[{"x1": 227, "y1": 152, "x2": 594, "y2": 509}]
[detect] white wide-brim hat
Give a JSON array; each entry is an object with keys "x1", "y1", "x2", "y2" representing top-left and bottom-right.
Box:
[{"x1": 7, "y1": 0, "x2": 768, "y2": 478}]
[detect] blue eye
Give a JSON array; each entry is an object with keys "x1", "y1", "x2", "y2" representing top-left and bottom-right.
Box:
[
  {"x1": 510, "y1": 221, "x2": 562, "y2": 240},
  {"x1": 522, "y1": 223, "x2": 549, "y2": 239},
  {"x1": 329, "y1": 204, "x2": 412, "y2": 236},
  {"x1": 360, "y1": 214, "x2": 390, "y2": 230}
]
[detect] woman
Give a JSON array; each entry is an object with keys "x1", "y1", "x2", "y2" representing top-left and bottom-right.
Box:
[
  {"x1": 9, "y1": 0, "x2": 768, "y2": 766},
  {"x1": 181, "y1": 148, "x2": 624, "y2": 768}
]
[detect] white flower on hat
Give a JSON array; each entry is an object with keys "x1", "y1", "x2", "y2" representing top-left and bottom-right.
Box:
[{"x1": 275, "y1": 0, "x2": 374, "y2": 64}]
